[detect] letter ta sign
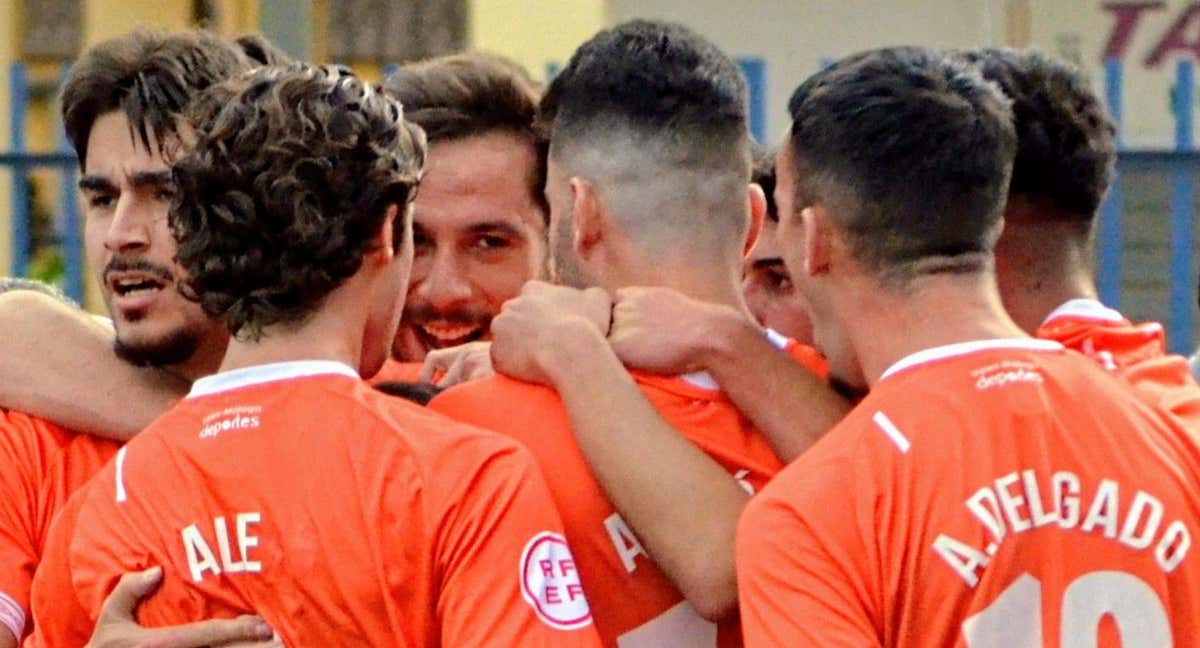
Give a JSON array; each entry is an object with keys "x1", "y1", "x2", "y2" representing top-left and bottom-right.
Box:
[{"x1": 1104, "y1": 2, "x2": 1200, "y2": 67}]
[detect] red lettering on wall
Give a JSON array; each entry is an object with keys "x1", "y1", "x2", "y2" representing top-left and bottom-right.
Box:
[
  {"x1": 1104, "y1": 1, "x2": 1167, "y2": 59},
  {"x1": 1146, "y1": 3, "x2": 1200, "y2": 65}
]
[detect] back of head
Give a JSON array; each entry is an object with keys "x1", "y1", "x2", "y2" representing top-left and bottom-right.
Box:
[
  {"x1": 383, "y1": 52, "x2": 546, "y2": 212},
  {"x1": 61, "y1": 29, "x2": 253, "y2": 169},
  {"x1": 786, "y1": 46, "x2": 1016, "y2": 285},
  {"x1": 170, "y1": 64, "x2": 427, "y2": 340},
  {"x1": 959, "y1": 48, "x2": 1116, "y2": 222},
  {"x1": 542, "y1": 19, "x2": 751, "y2": 250}
]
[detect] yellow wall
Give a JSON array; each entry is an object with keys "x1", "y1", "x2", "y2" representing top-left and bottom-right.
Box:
[
  {"x1": 82, "y1": 0, "x2": 192, "y2": 45},
  {"x1": 468, "y1": 0, "x2": 606, "y2": 81},
  {"x1": 0, "y1": 0, "x2": 13, "y2": 277}
]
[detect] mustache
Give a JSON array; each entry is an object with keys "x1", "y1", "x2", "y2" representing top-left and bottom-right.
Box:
[
  {"x1": 401, "y1": 304, "x2": 491, "y2": 328},
  {"x1": 103, "y1": 258, "x2": 175, "y2": 284}
]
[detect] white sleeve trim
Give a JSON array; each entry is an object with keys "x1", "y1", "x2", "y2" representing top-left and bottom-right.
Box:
[{"x1": 0, "y1": 590, "x2": 26, "y2": 641}]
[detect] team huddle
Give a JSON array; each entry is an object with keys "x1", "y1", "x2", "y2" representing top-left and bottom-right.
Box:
[{"x1": 0, "y1": 15, "x2": 1197, "y2": 648}]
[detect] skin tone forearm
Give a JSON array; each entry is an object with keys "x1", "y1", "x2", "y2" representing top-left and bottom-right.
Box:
[
  {"x1": 537, "y1": 323, "x2": 748, "y2": 621},
  {"x1": 699, "y1": 312, "x2": 851, "y2": 462},
  {"x1": 0, "y1": 291, "x2": 185, "y2": 441}
]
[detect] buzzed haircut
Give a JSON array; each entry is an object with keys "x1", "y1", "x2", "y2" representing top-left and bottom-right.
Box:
[
  {"x1": 383, "y1": 52, "x2": 546, "y2": 214},
  {"x1": 0, "y1": 277, "x2": 75, "y2": 305},
  {"x1": 60, "y1": 29, "x2": 252, "y2": 169},
  {"x1": 786, "y1": 47, "x2": 1016, "y2": 282},
  {"x1": 170, "y1": 65, "x2": 426, "y2": 340},
  {"x1": 541, "y1": 19, "x2": 752, "y2": 247},
  {"x1": 958, "y1": 48, "x2": 1116, "y2": 220},
  {"x1": 752, "y1": 146, "x2": 778, "y2": 222}
]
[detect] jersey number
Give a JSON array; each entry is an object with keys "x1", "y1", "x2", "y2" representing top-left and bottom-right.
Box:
[{"x1": 962, "y1": 572, "x2": 1171, "y2": 647}]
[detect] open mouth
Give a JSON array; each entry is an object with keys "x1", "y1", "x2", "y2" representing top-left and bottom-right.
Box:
[
  {"x1": 109, "y1": 273, "x2": 168, "y2": 297},
  {"x1": 414, "y1": 321, "x2": 487, "y2": 350}
]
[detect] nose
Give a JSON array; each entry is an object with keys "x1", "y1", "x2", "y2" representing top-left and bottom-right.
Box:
[
  {"x1": 104, "y1": 194, "x2": 153, "y2": 256},
  {"x1": 412, "y1": 248, "x2": 474, "y2": 310}
]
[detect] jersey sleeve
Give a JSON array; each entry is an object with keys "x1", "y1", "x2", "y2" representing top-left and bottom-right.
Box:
[
  {"x1": 735, "y1": 445, "x2": 881, "y2": 647},
  {"x1": 0, "y1": 413, "x2": 51, "y2": 642},
  {"x1": 429, "y1": 436, "x2": 601, "y2": 647},
  {"x1": 26, "y1": 489, "x2": 95, "y2": 648}
]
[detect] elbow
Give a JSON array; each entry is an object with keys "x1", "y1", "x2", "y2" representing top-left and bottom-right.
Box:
[{"x1": 681, "y1": 569, "x2": 740, "y2": 622}]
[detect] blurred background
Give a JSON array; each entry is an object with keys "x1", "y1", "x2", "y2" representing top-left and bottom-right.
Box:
[{"x1": 2, "y1": 0, "x2": 1199, "y2": 351}]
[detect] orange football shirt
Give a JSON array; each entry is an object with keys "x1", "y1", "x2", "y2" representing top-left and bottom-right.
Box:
[
  {"x1": 28, "y1": 361, "x2": 599, "y2": 647},
  {"x1": 0, "y1": 410, "x2": 118, "y2": 642},
  {"x1": 430, "y1": 363, "x2": 785, "y2": 648},
  {"x1": 737, "y1": 338, "x2": 1200, "y2": 647},
  {"x1": 1037, "y1": 299, "x2": 1200, "y2": 423}
]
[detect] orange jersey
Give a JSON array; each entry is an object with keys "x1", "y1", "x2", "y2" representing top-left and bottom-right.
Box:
[
  {"x1": 29, "y1": 361, "x2": 599, "y2": 647},
  {"x1": 430, "y1": 368, "x2": 784, "y2": 648},
  {"x1": 0, "y1": 410, "x2": 118, "y2": 641},
  {"x1": 737, "y1": 338, "x2": 1200, "y2": 647},
  {"x1": 1037, "y1": 299, "x2": 1200, "y2": 423}
]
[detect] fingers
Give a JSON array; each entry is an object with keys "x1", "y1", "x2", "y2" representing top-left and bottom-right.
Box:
[
  {"x1": 97, "y1": 567, "x2": 163, "y2": 622},
  {"x1": 152, "y1": 616, "x2": 275, "y2": 648}
]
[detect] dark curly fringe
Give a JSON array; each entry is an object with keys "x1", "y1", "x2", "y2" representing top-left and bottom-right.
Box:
[{"x1": 170, "y1": 64, "x2": 426, "y2": 340}]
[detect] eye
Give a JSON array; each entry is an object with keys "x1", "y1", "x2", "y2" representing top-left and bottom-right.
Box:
[
  {"x1": 154, "y1": 187, "x2": 176, "y2": 202},
  {"x1": 472, "y1": 235, "x2": 511, "y2": 251},
  {"x1": 88, "y1": 194, "x2": 116, "y2": 210},
  {"x1": 766, "y1": 268, "x2": 793, "y2": 292}
]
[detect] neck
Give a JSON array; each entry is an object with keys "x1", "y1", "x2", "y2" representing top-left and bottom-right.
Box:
[
  {"x1": 995, "y1": 220, "x2": 1098, "y2": 333},
  {"x1": 167, "y1": 331, "x2": 229, "y2": 383},
  {"x1": 603, "y1": 250, "x2": 752, "y2": 315},
  {"x1": 217, "y1": 286, "x2": 369, "y2": 375},
  {"x1": 837, "y1": 270, "x2": 1028, "y2": 386}
]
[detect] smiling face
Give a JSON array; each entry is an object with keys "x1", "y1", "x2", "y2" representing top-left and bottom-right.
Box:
[
  {"x1": 391, "y1": 131, "x2": 547, "y2": 361},
  {"x1": 81, "y1": 111, "x2": 225, "y2": 369}
]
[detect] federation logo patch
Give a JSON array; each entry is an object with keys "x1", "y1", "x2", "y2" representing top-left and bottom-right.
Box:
[{"x1": 519, "y1": 531, "x2": 593, "y2": 630}]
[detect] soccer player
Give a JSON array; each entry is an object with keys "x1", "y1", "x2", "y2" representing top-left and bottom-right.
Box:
[
  {"x1": 964, "y1": 48, "x2": 1200, "y2": 421},
  {"x1": 375, "y1": 52, "x2": 547, "y2": 382},
  {"x1": 425, "y1": 20, "x2": 826, "y2": 647},
  {"x1": 30, "y1": 64, "x2": 598, "y2": 647},
  {"x1": 735, "y1": 46, "x2": 1200, "y2": 646},
  {"x1": 742, "y1": 149, "x2": 814, "y2": 345},
  {"x1": 0, "y1": 30, "x2": 258, "y2": 648}
]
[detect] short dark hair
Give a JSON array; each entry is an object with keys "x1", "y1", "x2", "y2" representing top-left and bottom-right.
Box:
[
  {"x1": 373, "y1": 380, "x2": 444, "y2": 405},
  {"x1": 958, "y1": 48, "x2": 1116, "y2": 220},
  {"x1": 752, "y1": 146, "x2": 778, "y2": 221},
  {"x1": 60, "y1": 29, "x2": 252, "y2": 169},
  {"x1": 542, "y1": 20, "x2": 748, "y2": 161},
  {"x1": 786, "y1": 47, "x2": 1016, "y2": 282},
  {"x1": 383, "y1": 52, "x2": 546, "y2": 216},
  {"x1": 170, "y1": 65, "x2": 426, "y2": 340}
]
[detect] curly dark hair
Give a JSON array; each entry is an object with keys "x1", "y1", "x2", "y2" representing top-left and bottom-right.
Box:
[
  {"x1": 60, "y1": 29, "x2": 252, "y2": 170},
  {"x1": 957, "y1": 48, "x2": 1116, "y2": 220},
  {"x1": 170, "y1": 64, "x2": 426, "y2": 340}
]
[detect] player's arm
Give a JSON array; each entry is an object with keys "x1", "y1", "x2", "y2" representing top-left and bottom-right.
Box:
[
  {"x1": 488, "y1": 282, "x2": 751, "y2": 621},
  {"x1": 0, "y1": 414, "x2": 50, "y2": 648},
  {"x1": 736, "y1": 488, "x2": 880, "y2": 647},
  {"x1": 609, "y1": 287, "x2": 851, "y2": 462},
  {"x1": 432, "y1": 437, "x2": 602, "y2": 647},
  {"x1": 0, "y1": 290, "x2": 186, "y2": 441}
]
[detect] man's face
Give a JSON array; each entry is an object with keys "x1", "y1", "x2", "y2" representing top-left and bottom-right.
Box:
[
  {"x1": 392, "y1": 131, "x2": 546, "y2": 362},
  {"x1": 742, "y1": 216, "x2": 814, "y2": 344},
  {"x1": 545, "y1": 157, "x2": 591, "y2": 289},
  {"x1": 774, "y1": 141, "x2": 860, "y2": 388},
  {"x1": 81, "y1": 112, "x2": 224, "y2": 368}
]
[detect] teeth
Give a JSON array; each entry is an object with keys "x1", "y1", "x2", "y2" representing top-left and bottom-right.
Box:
[{"x1": 421, "y1": 324, "x2": 480, "y2": 342}]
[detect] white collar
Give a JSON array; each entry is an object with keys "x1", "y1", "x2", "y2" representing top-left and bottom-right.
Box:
[
  {"x1": 879, "y1": 338, "x2": 1063, "y2": 382},
  {"x1": 1042, "y1": 298, "x2": 1124, "y2": 326},
  {"x1": 680, "y1": 328, "x2": 790, "y2": 390},
  {"x1": 188, "y1": 360, "x2": 359, "y2": 398}
]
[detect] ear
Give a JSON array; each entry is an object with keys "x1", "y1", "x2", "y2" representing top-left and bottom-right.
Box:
[
  {"x1": 801, "y1": 205, "x2": 833, "y2": 277},
  {"x1": 370, "y1": 204, "x2": 401, "y2": 266},
  {"x1": 743, "y1": 183, "x2": 767, "y2": 258},
  {"x1": 569, "y1": 176, "x2": 605, "y2": 260}
]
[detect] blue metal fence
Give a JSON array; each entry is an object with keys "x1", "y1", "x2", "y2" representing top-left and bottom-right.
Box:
[{"x1": 4, "y1": 62, "x2": 82, "y2": 301}]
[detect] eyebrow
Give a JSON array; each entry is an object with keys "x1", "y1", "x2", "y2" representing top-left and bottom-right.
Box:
[
  {"x1": 464, "y1": 221, "x2": 526, "y2": 238},
  {"x1": 78, "y1": 175, "x2": 117, "y2": 193},
  {"x1": 128, "y1": 170, "x2": 174, "y2": 190}
]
